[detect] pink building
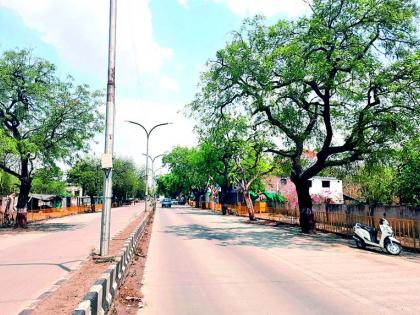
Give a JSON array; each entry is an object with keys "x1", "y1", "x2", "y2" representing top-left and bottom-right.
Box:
[{"x1": 265, "y1": 176, "x2": 344, "y2": 209}]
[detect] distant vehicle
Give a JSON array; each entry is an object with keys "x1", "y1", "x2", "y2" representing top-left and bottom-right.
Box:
[
  {"x1": 161, "y1": 198, "x2": 171, "y2": 208},
  {"x1": 171, "y1": 199, "x2": 178, "y2": 205}
]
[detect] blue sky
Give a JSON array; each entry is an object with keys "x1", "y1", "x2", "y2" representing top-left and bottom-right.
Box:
[{"x1": 0, "y1": 0, "x2": 307, "y2": 169}]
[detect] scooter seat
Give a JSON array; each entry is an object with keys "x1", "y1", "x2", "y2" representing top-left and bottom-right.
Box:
[
  {"x1": 356, "y1": 223, "x2": 378, "y2": 243},
  {"x1": 358, "y1": 224, "x2": 375, "y2": 233}
]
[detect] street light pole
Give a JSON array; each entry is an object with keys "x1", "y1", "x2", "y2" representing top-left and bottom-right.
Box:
[
  {"x1": 142, "y1": 153, "x2": 164, "y2": 192},
  {"x1": 127, "y1": 121, "x2": 171, "y2": 212},
  {"x1": 100, "y1": 0, "x2": 117, "y2": 257}
]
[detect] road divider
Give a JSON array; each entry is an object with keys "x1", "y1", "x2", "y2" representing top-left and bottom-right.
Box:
[{"x1": 72, "y1": 211, "x2": 151, "y2": 315}]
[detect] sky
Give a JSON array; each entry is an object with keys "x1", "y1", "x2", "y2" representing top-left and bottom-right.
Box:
[{"x1": 0, "y1": 0, "x2": 308, "y2": 173}]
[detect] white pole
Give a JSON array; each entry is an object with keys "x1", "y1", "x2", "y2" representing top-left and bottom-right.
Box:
[{"x1": 100, "y1": 0, "x2": 117, "y2": 257}]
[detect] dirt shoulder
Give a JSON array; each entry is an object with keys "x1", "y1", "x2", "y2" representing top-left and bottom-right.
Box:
[
  {"x1": 30, "y1": 211, "x2": 147, "y2": 315},
  {"x1": 109, "y1": 214, "x2": 154, "y2": 314}
]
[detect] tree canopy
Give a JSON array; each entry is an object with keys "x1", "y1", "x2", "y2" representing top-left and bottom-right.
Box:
[
  {"x1": 112, "y1": 157, "x2": 146, "y2": 202},
  {"x1": 68, "y1": 156, "x2": 146, "y2": 203},
  {"x1": 189, "y1": 0, "x2": 419, "y2": 232},
  {"x1": 67, "y1": 157, "x2": 102, "y2": 198},
  {"x1": 0, "y1": 49, "x2": 103, "y2": 226},
  {"x1": 32, "y1": 166, "x2": 66, "y2": 197}
]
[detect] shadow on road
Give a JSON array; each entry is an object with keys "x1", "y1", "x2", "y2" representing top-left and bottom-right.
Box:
[
  {"x1": 0, "y1": 260, "x2": 82, "y2": 272},
  {"x1": 164, "y1": 221, "x2": 348, "y2": 251},
  {"x1": 178, "y1": 210, "x2": 219, "y2": 217},
  {"x1": 165, "y1": 208, "x2": 420, "y2": 261},
  {"x1": 28, "y1": 222, "x2": 85, "y2": 232}
]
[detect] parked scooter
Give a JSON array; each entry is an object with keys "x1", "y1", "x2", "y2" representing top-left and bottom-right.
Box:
[{"x1": 353, "y1": 218, "x2": 402, "y2": 255}]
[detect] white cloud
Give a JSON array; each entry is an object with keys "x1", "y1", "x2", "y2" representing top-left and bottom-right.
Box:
[
  {"x1": 159, "y1": 76, "x2": 179, "y2": 92},
  {"x1": 0, "y1": 0, "x2": 176, "y2": 91},
  {"x1": 0, "y1": 0, "x2": 194, "y2": 167},
  {"x1": 91, "y1": 98, "x2": 196, "y2": 168},
  {"x1": 181, "y1": 0, "x2": 309, "y2": 18},
  {"x1": 178, "y1": 0, "x2": 189, "y2": 8}
]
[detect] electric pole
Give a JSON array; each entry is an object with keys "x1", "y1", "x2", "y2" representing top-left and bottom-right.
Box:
[{"x1": 100, "y1": 0, "x2": 117, "y2": 257}]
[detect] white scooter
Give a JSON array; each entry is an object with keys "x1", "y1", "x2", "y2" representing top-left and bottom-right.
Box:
[{"x1": 353, "y1": 218, "x2": 402, "y2": 255}]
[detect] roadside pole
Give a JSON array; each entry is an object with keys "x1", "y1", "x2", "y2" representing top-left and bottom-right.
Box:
[
  {"x1": 100, "y1": 0, "x2": 117, "y2": 257},
  {"x1": 126, "y1": 121, "x2": 172, "y2": 213},
  {"x1": 145, "y1": 134, "x2": 150, "y2": 212}
]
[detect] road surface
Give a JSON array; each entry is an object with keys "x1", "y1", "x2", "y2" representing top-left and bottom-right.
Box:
[
  {"x1": 0, "y1": 204, "x2": 143, "y2": 315},
  {"x1": 140, "y1": 206, "x2": 420, "y2": 315}
]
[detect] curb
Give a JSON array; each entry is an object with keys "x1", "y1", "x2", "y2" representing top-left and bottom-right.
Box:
[{"x1": 72, "y1": 212, "x2": 151, "y2": 315}]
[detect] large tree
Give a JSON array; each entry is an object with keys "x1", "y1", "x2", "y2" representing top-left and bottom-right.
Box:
[
  {"x1": 161, "y1": 146, "x2": 209, "y2": 207},
  {"x1": 0, "y1": 49, "x2": 103, "y2": 227},
  {"x1": 229, "y1": 139, "x2": 276, "y2": 220},
  {"x1": 190, "y1": 0, "x2": 419, "y2": 232},
  {"x1": 67, "y1": 157, "x2": 102, "y2": 212},
  {"x1": 112, "y1": 157, "x2": 145, "y2": 204},
  {"x1": 197, "y1": 115, "x2": 277, "y2": 217},
  {"x1": 196, "y1": 117, "x2": 246, "y2": 214},
  {"x1": 32, "y1": 166, "x2": 66, "y2": 197}
]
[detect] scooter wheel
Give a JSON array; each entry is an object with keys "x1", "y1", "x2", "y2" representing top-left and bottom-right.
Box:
[
  {"x1": 355, "y1": 237, "x2": 366, "y2": 249},
  {"x1": 385, "y1": 241, "x2": 402, "y2": 255}
]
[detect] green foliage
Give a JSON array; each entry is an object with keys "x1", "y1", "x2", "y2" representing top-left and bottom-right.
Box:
[
  {"x1": 161, "y1": 146, "x2": 208, "y2": 196},
  {"x1": 190, "y1": 0, "x2": 419, "y2": 193},
  {"x1": 68, "y1": 157, "x2": 145, "y2": 201},
  {"x1": 32, "y1": 166, "x2": 66, "y2": 196},
  {"x1": 0, "y1": 169, "x2": 19, "y2": 195},
  {"x1": 323, "y1": 136, "x2": 420, "y2": 205},
  {"x1": 156, "y1": 173, "x2": 183, "y2": 198},
  {"x1": 357, "y1": 163, "x2": 396, "y2": 205},
  {"x1": 112, "y1": 157, "x2": 145, "y2": 201},
  {"x1": 160, "y1": 115, "x2": 280, "y2": 200},
  {"x1": 394, "y1": 137, "x2": 420, "y2": 204},
  {"x1": 67, "y1": 157, "x2": 102, "y2": 197},
  {"x1": 0, "y1": 49, "x2": 103, "y2": 205}
]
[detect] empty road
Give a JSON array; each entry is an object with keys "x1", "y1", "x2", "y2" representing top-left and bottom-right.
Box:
[
  {"x1": 140, "y1": 206, "x2": 420, "y2": 315},
  {"x1": 0, "y1": 204, "x2": 143, "y2": 315}
]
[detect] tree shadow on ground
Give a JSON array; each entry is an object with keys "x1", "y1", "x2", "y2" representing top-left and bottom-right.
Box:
[
  {"x1": 178, "y1": 210, "x2": 219, "y2": 217},
  {"x1": 0, "y1": 222, "x2": 84, "y2": 235},
  {"x1": 27, "y1": 222, "x2": 85, "y2": 232},
  {"x1": 0, "y1": 259, "x2": 83, "y2": 272},
  {"x1": 164, "y1": 221, "x2": 349, "y2": 251}
]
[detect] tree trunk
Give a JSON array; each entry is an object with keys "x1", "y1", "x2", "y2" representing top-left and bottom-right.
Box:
[
  {"x1": 201, "y1": 193, "x2": 207, "y2": 209},
  {"x1": 220, "y1": 185, "x2": 228, "y2": 215},
  {"x1": 243, "y1": 190, "x2": 255, "y2": 221},
  {"x1": 192, "y1": 190, "x2": 200, "y2": 208},
  {"x1": 294, "y1": 179, "x2": 316, "y2": 234},
  {"x1": 15, "y1": 177, "x2": 31, "y2": 229},
  {"x1": 90, "y1": 195, "x2": 96, "y2": 213}
]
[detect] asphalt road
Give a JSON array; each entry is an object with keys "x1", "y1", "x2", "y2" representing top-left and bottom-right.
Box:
[
  {"x1": 140, "y1": 206, "x2": 420, "y2": 315},
  {"x1": 0, "y1": 204, "x2": 143, "y2": 315}
]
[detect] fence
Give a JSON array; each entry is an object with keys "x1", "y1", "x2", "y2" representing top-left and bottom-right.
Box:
[
  {"x1": 189, "y1": 200, "x2": 420, "y2": 252},
  {"x1": 27, "y1": 204, "x2": 103, "y2": 222}
]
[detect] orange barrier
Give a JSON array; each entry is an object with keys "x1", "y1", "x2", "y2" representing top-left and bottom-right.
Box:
[{"x1": 27, "y1": 204, "x2": 103, "y2": 222}]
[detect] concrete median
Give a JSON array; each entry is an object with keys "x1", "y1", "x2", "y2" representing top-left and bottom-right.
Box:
[{"x1": 72, "y1": 212, "x2": 151, "y2": 315}]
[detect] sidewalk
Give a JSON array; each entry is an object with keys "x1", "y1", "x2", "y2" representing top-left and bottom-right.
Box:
[{"x1": 0, "y1": 204, "x2": 143, "y2": 315}]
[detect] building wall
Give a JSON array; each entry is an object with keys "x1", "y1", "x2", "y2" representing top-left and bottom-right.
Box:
[
  {"x1": 309, "y1": 177, "x2": 344, "y2": 204},
  {"x1": 264, "y1": 176, "x2": 344, "y2": 208}
]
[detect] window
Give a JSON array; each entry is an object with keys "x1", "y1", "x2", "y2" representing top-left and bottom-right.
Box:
[
  {"x1": 322, "y1": 180, "x2": 330, "y2": 188},
  {"x1": 280, "y1": 178, "x2": 287, "y2": 185}
]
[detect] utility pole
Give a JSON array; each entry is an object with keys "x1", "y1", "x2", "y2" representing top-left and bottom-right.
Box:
[{"x1": 100, "y1": 0, "x2": 117, "y2": 257}]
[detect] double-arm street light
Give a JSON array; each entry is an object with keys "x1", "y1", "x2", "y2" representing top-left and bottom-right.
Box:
[
  {"x1": 142, "y1": 153, "x2": 164, "y2": 191},
  {"x1": 127, "y1": 121, "x2": 172, "y2": 211}
]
